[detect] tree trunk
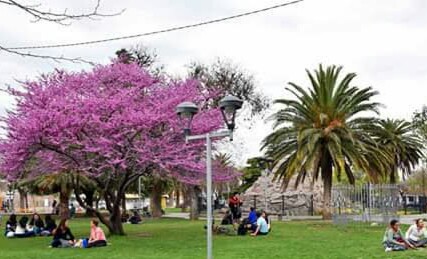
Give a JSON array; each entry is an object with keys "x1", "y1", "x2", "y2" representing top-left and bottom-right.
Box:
[
  {"x1": 83, "y1": 189, "x2": 95, "y2": 217},
  {"x1": 59, "y1": 191, "x2": 70, "y2": 220},
  {"x1": 18, "y1": 189, "x2": 26, "y2": 212},
  {"x1": 150, "y1": 180, "x2": 163, "y2": 218},
  {"x1": 182, "y1": 188, "x2": 191, "y2": 212},
  {"x1": 390, "y1": 164, "x2": 397, "y2": 183},
  {"x1": 175, "y1": 190, "x2": 181, "y2": 209},
  {"x1": 189, "y1": 186, "x2": 201, "y2": 220},
  {"x1": 108, "y1": 206, "x2": 125, "y2": 235},
  {"x1": 167, "y1": 191, "x2": 174, "y2": 207},
  {"x1": 321, "y1": 155, "x2": 333, "y2": 220},
  {"x1": 121, "y1": 192, "x2": 127, "y2": 213}
]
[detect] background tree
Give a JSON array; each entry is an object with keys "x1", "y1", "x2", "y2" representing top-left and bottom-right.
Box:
[
  {"x1": 188, "y1": 59, "x2": 269, "y2": 117},
  {"x1": 20, "y1": 173, "x2": 75, "y2": 219},
  {"x1": 262, "y1": 65, "x2": 388, "y2": 219},
  {"x1": 369, "y1": 119, "x2": 423, "y2": 183},
  {"x1": 237, "y1": 157, "x2": 265, "y2": 193},
  {"x1": 116, "y1": 46, "x2": 164, "y2": 76},
  {"x1": 404, "y1": 169, "x2": 427, "y2": 195}
]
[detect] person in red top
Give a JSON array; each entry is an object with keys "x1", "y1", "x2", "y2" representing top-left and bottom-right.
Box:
[
  {"x1": 228, "y1": 192, "x2": 243, "y2": 223},
  {"x1": 87, "y1": 219, "x2": 107, "y2": 248}
]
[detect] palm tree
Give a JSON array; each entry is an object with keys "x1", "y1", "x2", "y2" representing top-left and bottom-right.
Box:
[
  {"x1": 261, "y1": 65, "x2": 389, "y2": 219},
  {"x1": 20, "y1": 172, "x2": 96, "y2": 219},
  {"x1": 369, "y1": 119, "x2": 423, "y2": 183}
]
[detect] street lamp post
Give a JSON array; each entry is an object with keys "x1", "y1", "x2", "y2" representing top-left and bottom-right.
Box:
[{"x1": 176, "y1": 95, "x2": 243, "y2": 259}]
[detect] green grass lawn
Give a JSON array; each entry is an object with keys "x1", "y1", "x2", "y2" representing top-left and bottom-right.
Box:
[{"x1": 1, "y1": 218, "x2": 426, "y2": 259}]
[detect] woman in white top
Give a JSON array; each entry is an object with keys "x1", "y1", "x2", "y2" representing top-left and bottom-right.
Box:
[{"x1": 405, "y1": 218, "x2": 427, "y2": 247}]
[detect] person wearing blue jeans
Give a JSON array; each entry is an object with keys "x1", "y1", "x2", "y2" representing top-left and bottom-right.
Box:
[{"x1": 383, "y1": 219, "x2": 414, "y2": 252}]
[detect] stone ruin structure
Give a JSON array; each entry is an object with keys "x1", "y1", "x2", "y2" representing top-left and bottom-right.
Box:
[{"x1": 241, "y1": 170, "x2": 323, "y2": 216}]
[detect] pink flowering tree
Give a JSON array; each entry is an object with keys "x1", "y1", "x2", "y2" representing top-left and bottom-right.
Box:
[{"x1": 0, "y1": 62, "x2": 239, "y2": 235}]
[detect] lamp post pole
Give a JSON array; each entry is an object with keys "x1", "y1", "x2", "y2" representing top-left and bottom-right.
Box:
[
  {"x1": 176, "y1": 95, "x2": 243, "y2": 259},
  {"x1": 186, "y1": 130, "x2": 232, "y2": 259},
  {"x1": 206, "y1": 134, "x2": 213, "y2": 259},
  {"x1": 176, "y1": 95, "x2": 242, "y2": 259}
]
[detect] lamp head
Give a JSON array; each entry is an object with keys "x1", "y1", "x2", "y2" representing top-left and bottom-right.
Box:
[
  {"x1": 176, "y1": 101, "x2": 198, "y2": 136},
  {"x1": 219, "y1": 95, "x2": 243, "y2": 131}
]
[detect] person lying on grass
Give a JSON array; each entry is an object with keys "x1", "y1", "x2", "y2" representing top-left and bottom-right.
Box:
[
  {"x1": 250, "y1": 211, "x2": 269, "y2": 237},
  {"x1": 405, "y1": 218, "x2": 427, "y2": 248},
  {"x1": 383, "y1": 219, "x2": 415, "y2": 252},
  {"x1": 51, "y1": 219, "x2": 75, "y2": 248}
]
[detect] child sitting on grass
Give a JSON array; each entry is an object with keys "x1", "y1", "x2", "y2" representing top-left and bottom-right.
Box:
[{"x1": 383, "y1": 219, "x2": 414, "y2": 252}]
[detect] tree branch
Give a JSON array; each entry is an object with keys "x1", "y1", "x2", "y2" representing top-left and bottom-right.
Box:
[
  {"x1": 2, "y1": 0, "x2": 124, "y2": 25},
  {"x1": 0, "y1": 45, "x2": 95, "y2": 64}
]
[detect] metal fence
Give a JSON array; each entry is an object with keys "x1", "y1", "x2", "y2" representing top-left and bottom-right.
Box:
[{"x1": 332, "y1": 184, "x2": 401, "y2": 225}]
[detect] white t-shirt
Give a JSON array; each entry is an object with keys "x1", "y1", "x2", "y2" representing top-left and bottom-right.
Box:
[
  {"x1": 256, "y1": 217, "x2": 269, "y2": 233},
  {"x1": 405, "y1": 224, "x2": 426, "y2": 241}
]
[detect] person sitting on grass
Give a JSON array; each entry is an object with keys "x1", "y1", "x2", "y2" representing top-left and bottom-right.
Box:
[
  {"x1": 14, "y1": 216, "x2": 35, "y2": 238},
  {"x1": 51, "y1": 219, "x2": 75, "y2": 248},
  {"x1": 86, "y1": 219, "x2": 107, "y2": 248},
  {"x1": 383, "y1": 219, "x2": 414, "y2": 252},
  {"x1": 240, "y1": 208, "x2": 257, "y2": 233},
  {"x1": 264, "y1": 211, "x2": 271, "y2": 232},
  {"x1": 42, "y1": 214, "x2": 57, "y2": 236},
  {"x1": 4, "y1": 214, "x2": 17, "y2": 238},
  {"x1": 251, "y1": 211, "x2": 269, "y2": 237},
  {"x1": 405, "y1": 218, "x2": 427, "y2": 248},
  {"x1": 29, "y1": 213, "x2": 45, "y2": 235},
  {"x1": 129, "y1": 210, "x2": 142, "y2": 224},
  {"x1": 220, "y1": 210, "x2": 233, "y2": 225},
  {"x1": 248, "y1": 207, "x2": 257, "y2": 226}
]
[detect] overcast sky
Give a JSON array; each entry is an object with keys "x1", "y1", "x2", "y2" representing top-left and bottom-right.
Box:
[{"x1": 1, "y1": 0, "x2": 426, "y2": 166}]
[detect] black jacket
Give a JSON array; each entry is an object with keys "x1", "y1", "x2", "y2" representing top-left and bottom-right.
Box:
[{"x1": 53, "y1": 227, "x2": 74, "y2": 240}]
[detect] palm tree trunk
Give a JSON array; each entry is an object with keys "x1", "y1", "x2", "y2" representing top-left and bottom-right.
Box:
[
  {"x1": 182, "y1": 188, "x2": 191, "y2": 212},
  {"x1": 390, "y1": 164, "x2": 397, "y2": 183},
  {"x1": 322, "y1": 156, "x2": 333, "y2": 220}
]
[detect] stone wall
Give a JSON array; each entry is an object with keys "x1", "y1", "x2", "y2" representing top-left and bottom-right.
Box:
[{"x1": 242, "y1": 170, "x2": 324, "y2": 215}]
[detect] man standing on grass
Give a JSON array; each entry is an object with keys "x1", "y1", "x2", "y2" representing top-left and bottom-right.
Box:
[
  {"x1": 251, "y1": 211, "x2": 269, "y2": 237},
  {"x1": 228, "y1": 192, "x2": 242, "y2": 224}
]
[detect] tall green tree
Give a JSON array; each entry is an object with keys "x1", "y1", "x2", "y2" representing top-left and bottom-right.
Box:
[
  {"x1": 262, "y1": 65, "x2": 388, "y2": 219},
  {"x1": 237, "y1": 157, "x2": 266, "y2": 193},
  {"x1": 369, "y1": 119, "x2": 423, "y2": 183}
]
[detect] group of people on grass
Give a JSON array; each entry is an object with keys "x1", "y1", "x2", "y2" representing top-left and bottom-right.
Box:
[
  {"x1": 4, "y1": 213, "x2": 107, "y2": 248},
  {"x1": 383, "y1": 218, "x2": 427, "y2": 252},
  {"x1": 209, "y1": 192, "x2": 271, "y2": 237},
  {"x1": 5, "y1": 213, "x2": 56, "y2": 238}
]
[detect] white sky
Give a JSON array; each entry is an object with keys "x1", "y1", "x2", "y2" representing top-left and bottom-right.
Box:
[{"x1": 1, "y1": 0, "x2": 427, "y2": 166}]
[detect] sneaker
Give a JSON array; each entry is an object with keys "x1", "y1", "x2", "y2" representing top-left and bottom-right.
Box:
[{"x1": 385, "y1": 247, "x2": 392, "y2": 252}]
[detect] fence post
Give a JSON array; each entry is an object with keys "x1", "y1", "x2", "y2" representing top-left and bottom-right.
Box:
[
  {"x1": 310, "y1": 194, "x2": 314, "y2": 216},
  {"x1": 281, "y1": 194, "x2": 285, "y2": 217},
  {"x1": 253, "y1": 195, "x2": 257, "y2": 209}
]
